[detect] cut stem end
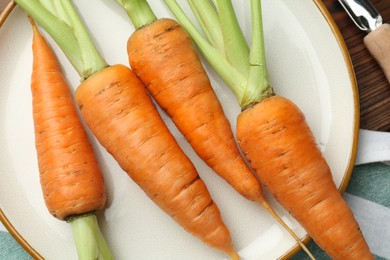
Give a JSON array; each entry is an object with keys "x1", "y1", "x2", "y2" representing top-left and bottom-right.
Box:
[{"x1": 68, "y1": 212, "x2": 113, "y2": 260}]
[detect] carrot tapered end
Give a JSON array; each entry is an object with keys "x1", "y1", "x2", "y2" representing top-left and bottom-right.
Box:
[
  {"x1": 229, "y1": 250, "x2": 240, "y2": 260},
  {"x1": 259, "y1": 200, "x2": 315, "y2": 260}
]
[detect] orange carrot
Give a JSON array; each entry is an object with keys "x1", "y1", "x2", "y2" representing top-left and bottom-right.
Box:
[
  {"x1": 16, "y1": 1, "x2": 238, "y2": 257},
  {"x1": 75, "y1": 64, "x2": 238, "y2": 258},
  {"x1": 29, "y1": 18, "x2": 112, "y2": 259},
  {"x1": 237, "y1": 96, "x2": 373, "y2": 260},
  {"x1": 117, "y1": 1, "x2": 312, "y2": 256},
  {"x1": 166, "y1": 0, "x2": 373, "y2": 258},
  {"x1": 31, "y1": 19, "x2": 105, "y2": 222},
  {"x1": 127, "y1": 17, "x2": 263, "y2": 204}
]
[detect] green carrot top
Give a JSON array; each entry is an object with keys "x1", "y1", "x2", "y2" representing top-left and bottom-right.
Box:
[
  {"x1": 164, "y1": 0, "x2": 274, "y2": 109},
  {"x1": 115, "y1": 0, "x2": 157, "y2": 29},
  {"x1": 15, "y1": 0, "x2": 107, "y2": 81}
]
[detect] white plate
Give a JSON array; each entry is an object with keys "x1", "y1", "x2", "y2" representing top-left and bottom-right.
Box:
[{"x1": 0, "y1": 0, "x2": 358, "y2": 259}]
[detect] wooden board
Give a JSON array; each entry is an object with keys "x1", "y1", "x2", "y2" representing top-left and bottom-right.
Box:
[{"x1": 323, "y1": 0, "x2": 390, "y2": 131}]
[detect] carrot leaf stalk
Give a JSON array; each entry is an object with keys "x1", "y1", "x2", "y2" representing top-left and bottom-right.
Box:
[
  {"x1": 15, "y1": 0, "x2": 107, "y2": 80},
  {"x1": 187, "y1": 0, "x2": 225, "y2": 55},
  {"x1": 213, "y1": 0, "x2": 250, "y2": 77},
  {"x1": 164, "y1": 0, "x2": 273, "y2": 109},
  {"x1": 68, "y1": 213, "x2": 113, "y2": 260},
  {"x1": 115, "y1": 0, "x2": 156, "y2": 29}
]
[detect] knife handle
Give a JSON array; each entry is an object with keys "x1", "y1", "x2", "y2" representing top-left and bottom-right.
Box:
[{"x1": 364, "y1": 24, "x2": 390, "y2": 84}]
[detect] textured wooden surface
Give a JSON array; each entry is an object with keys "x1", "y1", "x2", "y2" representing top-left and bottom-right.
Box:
[
  {"x1": 1, "y1": 0, "x2": 389, "y2": 131},
  {"x1": 323, "y1": 0, "x2": 390, "y2": 131},
  {"x1": 0, "y1": 1, "x2": 7, "y2": 11}
]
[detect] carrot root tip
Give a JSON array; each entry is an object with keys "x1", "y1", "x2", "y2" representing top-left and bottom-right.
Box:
[
  {"x1": 229, "y1": 250, "x2": 241, "y2": 260},
  {"x1": 259, "y1": 200, "x2": 315, "y2": 260}
]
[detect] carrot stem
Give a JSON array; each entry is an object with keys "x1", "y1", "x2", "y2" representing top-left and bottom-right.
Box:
[
  {"x1": 164, "y1": 0, "x2": 247, "y2": 103},
  {"x1": 37, "y1": 0, "x2": 56, "y2": 15},
  {"x1": 15, "y1": 0, "x2": 107, "y2": 80},
  {"x1": 187, "y1": 0, "x2": 225, "y2": 56},
  {"x1": 214, "y1": 0, "x2": 250, "y2": 77},
  {"x1": 68, "y1": 213, "x2": 113, "y2": 260},
  {"x1": 15, "y1": 0, "x2": 81, "y2": 71},
  {"x1": 165, "y1": 0, "x2": 274, "y2": 108},
  {"x1": 57, "y1": 0, "x2": 107, "y2": 79},
  {"x1": 243, "y1": 0, "x2": 273, "y2": 109},
  {"x1": 115, "y1": 0, "x2": 157, "y2": 29}
]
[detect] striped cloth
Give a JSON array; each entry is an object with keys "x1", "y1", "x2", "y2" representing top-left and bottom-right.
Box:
[
  {"x1": 1, "y1": 162, "x2": 389, "y2": 259},
  {"x1": 292, "y1": 162, "x2": 390, "y2": 260}
]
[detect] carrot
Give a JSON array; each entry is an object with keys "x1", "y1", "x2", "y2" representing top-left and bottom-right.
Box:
[
  {"x1": 75, "y1": 64, "x2": 238, "y2": 258},
  {"x1": 16, "y1": 0, "x2": 238, "y2": 258},
  {"x1": 165, "y1": 0, "x2": 373, "y2": 259},
  {"x1": 127, "y1": 17, "x2": 262, "y2": 204},
  {"x1": 115, "y1": 1, "x2": 313, "y2": 257},
  {"x1": 29, "y1": 17, "x2": 112, "y2": 259},
  {"x1": 237, "y1": 96, "x2": 373, "y2": 259}
]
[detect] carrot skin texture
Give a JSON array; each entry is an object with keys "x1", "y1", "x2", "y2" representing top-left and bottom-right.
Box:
[
  {"x1": 237, "y1": 96, "x2": 373, "y2": 259},
  {"x1": 31, "y1": 22, "x2": 106, "y2": 221},
  {"x1": 127, "y1": 18, "x2": 263, "y2": 203},
  {"x1": 74, "y1": 64, "x2": 237, "y2": 256},
  {"x1": 127, "y1": 18, "x2": 316, "y2": 257}
]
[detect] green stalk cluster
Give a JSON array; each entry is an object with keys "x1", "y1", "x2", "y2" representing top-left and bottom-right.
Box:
[
  {"x1": 15, "y1": 0, "x2": 107, "y2": 80},
  {"x1": 164, "y1": 0, "x2": 274, "y2": 109},
  {"x1": 68, "y1": 213, "x2": 113, "y2": 260},
  {"x1": 115, "y1": 0, "x2": 157, "y2": 29}
]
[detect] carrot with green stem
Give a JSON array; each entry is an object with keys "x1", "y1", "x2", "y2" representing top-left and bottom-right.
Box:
[
  {"x1": 116, "y1": 0, "x2": 262, "y2": 205},
  {"x1": 114, "y1": 0, "x2": 313, "y2": 257},
  {"x1": 29, "y1": 17, "x2": 112, "y2": 260},
  {"x1": 165, "y1": 0, "x2": 373, "y2": 259},
  {"x1": 16, "y1": 0, "x2": 238, "y2": 258}
]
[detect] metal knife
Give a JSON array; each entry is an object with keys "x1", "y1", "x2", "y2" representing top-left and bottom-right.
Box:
[{"x1": 339, "y1": 0, "x2": 390, "y2": 83}]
